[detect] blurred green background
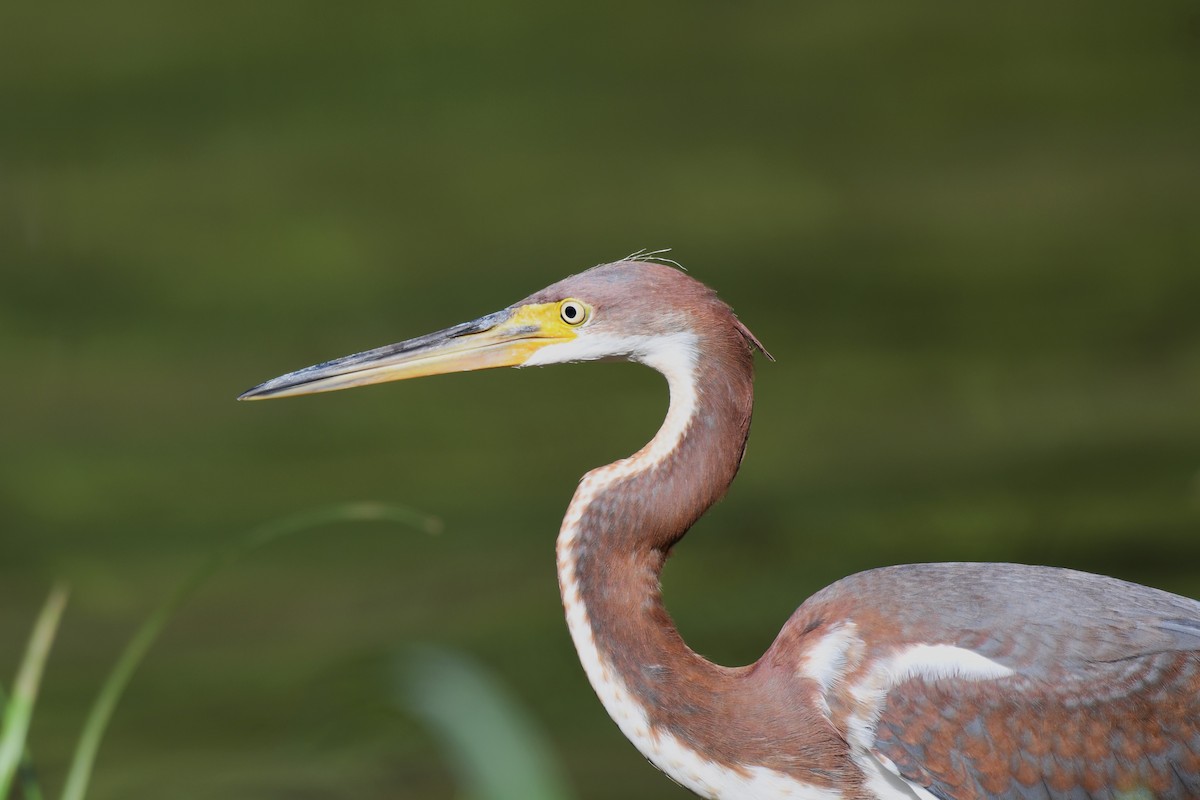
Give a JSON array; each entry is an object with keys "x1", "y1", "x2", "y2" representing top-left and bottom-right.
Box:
[{"x1": 2, "y1": 1, "x2": 1199, "y2": 797}]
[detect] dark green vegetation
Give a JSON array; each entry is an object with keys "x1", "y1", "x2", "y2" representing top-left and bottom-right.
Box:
[
  {"x1": 0, "y1": 506, "x2": 572, "y2": 800},
  {"x1": 2, "y1": 1, "x2": 1198, "y2": 798}
]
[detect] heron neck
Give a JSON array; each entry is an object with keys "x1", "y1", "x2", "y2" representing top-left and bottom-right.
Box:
[{"x1": 555, "y1": 329, "x2": 756, "y2": 769}]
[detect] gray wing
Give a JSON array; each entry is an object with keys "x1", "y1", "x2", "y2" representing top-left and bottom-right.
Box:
[{"x1": 793, "y1": 563, "x2": 1200, "y2": 800}]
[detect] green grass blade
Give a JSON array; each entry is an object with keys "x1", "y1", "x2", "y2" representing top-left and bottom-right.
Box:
[
  {"x1": 60, "y1": 502, "x2": 439, "y2": 800},
  {"x1": 0, "y1": 686, "x2": 47, "y2": 800},
  {"x1": 0, "y1": 683, "x2": 48, "y2": 800},
  {"x1": 0, "y1": 586, "x2": 68, "y2": 799},
  {"x1": 395, "y1": 645, "x2": 577, "y2": 800}
]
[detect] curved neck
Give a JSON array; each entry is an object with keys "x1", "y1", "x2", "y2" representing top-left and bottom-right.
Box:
[
  {"x1": 573, "y1": 330, "x2": 755, "y2": 555},
  {"x1": 555, "y1": 325, "x2": 853, "y2": 797},
  {"x1": 555, "y1": 329, "x2": 760, "y2": 786}
]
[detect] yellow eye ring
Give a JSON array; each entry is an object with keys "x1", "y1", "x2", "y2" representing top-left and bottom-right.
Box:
[{"x1": 559, "y1": 299, "x2": 589, "y2": 326}]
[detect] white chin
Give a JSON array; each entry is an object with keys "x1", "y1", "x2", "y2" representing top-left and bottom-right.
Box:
[{"x1": 521, "y1": 332, "x2": 699, "y2": 370}]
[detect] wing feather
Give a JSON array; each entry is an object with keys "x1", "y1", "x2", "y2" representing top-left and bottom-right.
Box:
[{"x1": 787, "y1": 563, "x2": 1200, "y2": 800}]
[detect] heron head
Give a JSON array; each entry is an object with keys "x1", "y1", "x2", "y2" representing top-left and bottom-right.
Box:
[{"x1": 238, "y1": 259, "x2": 768, "y2": 401}]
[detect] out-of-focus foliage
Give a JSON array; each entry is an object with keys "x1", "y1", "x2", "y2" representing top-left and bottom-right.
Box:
[
  {"x1": 396, "y1": 645, "x2": 575, "y2": 800},
  {"x1": 55, "y1": 504, "x2": 436, "y2": 800},
  {"x1": 1, "y1": 1, "x2": 1197, "y2": 798},
  {"x1": 0, "y1": 507, "x2": 556, "y2": 800},
  {"x1": 0, "y1": 586, "x2": 66, "y2": 800}
]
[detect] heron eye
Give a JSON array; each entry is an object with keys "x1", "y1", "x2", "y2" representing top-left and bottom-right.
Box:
[{"x1": 559, "y1": 300, "x2": 588, "y2": 326}]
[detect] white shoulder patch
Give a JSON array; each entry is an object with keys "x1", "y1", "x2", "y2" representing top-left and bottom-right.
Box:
[
  {"x1": 797, "y1": 623, "x2": 862, "y2": 706},
  {"x1": 885, "y1": 644, "x2": 1014, "y2": 684},
  {"x1": 843, "y1": 641, "x2": 1014, "y2": 782},
  {"x1": 795, "y1": 623, "x2": 1016, "y2": 796}
]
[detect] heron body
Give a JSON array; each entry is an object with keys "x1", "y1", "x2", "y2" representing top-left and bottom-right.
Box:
[{"x1": 242, "y1": 260, "x2": 1200, "y2": 800}]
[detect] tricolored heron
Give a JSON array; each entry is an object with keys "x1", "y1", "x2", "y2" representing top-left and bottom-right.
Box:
[{"x1": 241, "y1": 259, "x2": 1200, "y2": 800}]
